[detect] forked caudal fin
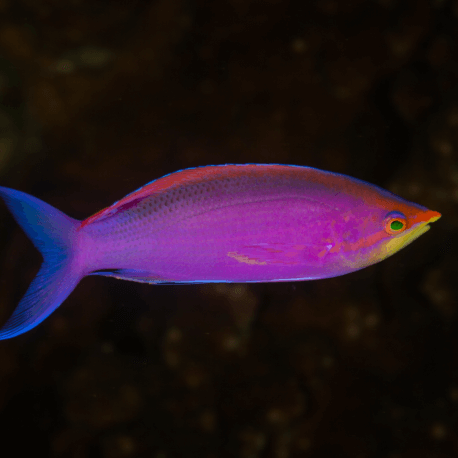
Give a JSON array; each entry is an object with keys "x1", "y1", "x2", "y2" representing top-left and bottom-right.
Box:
[{"x1": 0, "y1": 187, "x2": 83, "y2": 340}]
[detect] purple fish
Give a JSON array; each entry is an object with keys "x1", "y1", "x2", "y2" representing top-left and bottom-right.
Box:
[{"x1": 0, "y1": 164, "x2": 441, "y2": 339}]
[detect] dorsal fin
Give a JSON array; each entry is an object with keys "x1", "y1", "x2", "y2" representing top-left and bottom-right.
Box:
[{"x1": 79, "y1": 164, "x2": 279, "y2": 229}]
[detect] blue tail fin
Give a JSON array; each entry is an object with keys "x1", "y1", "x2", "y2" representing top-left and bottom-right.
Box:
[{"x1": 0, "y1": 187, "x2": 83, "y2": 340}]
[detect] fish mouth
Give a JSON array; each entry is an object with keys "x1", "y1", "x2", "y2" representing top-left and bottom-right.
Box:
[
  {"x1": 399, "y1": 210, "x2": 441, "y2": 248},
  {"x1": 411, "y1": 210, "x2": 441, "y2": 226},
  {"x1": 404, "y1": 210, "x2": 441, "y2": 244},
  {"x1": 383, "y1": 211, "x2": 440, "y2": 256}
]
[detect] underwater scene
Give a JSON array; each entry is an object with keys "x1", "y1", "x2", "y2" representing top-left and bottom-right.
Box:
[{"x1": 0, "y1": 1, "x2": 456, "y2": 457}]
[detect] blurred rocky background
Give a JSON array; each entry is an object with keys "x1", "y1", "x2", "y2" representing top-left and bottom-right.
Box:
[{"x1": 0, "y1": 0, "x2": 457, "y2": 457}]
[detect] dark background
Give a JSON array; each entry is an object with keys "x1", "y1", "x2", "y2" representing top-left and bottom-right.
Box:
[{"x1": 0, "y1": 0, "x2": 457, "y2": 457}]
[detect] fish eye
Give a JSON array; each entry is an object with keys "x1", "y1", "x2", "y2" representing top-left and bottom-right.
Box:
[{"x1": 384, "y1": 212, "x2": 407, "y2": 235}]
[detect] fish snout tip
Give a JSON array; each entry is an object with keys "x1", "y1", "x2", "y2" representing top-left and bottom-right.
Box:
[
  {"x1": 427, "y1": 210, "x2": 442, "y2": 223},
  {"x1": 410, "y1": 209, "x2": 441, "y2": 227}
]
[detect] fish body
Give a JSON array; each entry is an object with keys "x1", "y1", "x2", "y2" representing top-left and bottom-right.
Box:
[{"x1": 0, "y1": 164, "x2": 441, "y2": 339}]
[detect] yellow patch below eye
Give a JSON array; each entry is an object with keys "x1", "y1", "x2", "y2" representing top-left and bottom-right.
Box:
[{"x1": 380, "y1": 223, "x2": 431, "y2": 259}]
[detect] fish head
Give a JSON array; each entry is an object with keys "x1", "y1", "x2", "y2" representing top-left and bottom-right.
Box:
[{"x1": 333, "y1": 192, "x2": 441, "y2": 271}]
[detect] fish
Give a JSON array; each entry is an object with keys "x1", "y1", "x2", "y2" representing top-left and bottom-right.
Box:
[{"x1": 0, "y1": 164, "x2": 441, "y2": 340}]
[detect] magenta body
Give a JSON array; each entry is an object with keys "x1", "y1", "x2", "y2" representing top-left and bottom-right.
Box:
[{"x1": 79, "y1": 164, "x2": 425, "y2": 283}]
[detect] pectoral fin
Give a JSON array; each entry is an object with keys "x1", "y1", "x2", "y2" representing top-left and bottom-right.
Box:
[{"x1": 227, "y1": 242, "x2": 331, "y2": 266}]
